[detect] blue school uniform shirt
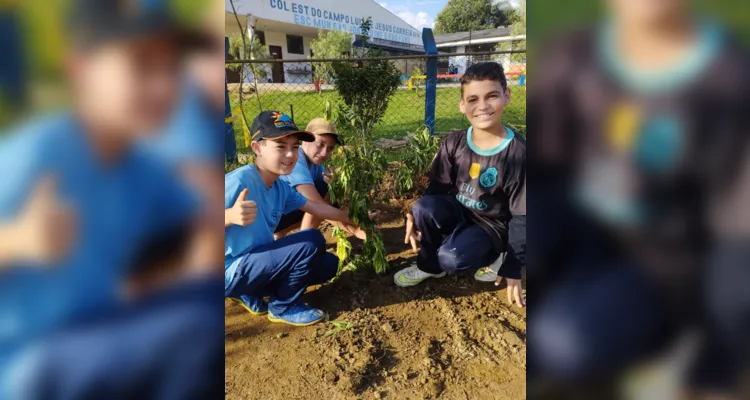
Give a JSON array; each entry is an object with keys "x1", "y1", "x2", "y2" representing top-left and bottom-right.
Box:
[
  {"x1": 146, "y1": 83, "x2": 223, "y2": 166},
  {"x1": 224, "y1": 165, "x2": 307, "y2": 282},
  {"x1": 0, "y1": 113, "x2": 196, "y2": 379},
  {"x1": 279, "y1": 147, "x2": 325, "y2": 187}
]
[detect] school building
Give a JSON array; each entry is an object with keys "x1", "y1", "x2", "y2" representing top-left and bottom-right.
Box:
[{"x1": 225, "y1": 0, "x2": 425, "y2": 84}]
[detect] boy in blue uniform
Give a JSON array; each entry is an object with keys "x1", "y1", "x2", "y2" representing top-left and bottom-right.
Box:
[
  {"x1": 225, "y1": 111, "x2": 366, "y2": 326},
  {"x1": 147, "y1": 5, "x2": 226, "y2": 272},
  {"x1": 0, "y1": 0, "x2": 202, "y2": 392},
  {"x1": 275, "y1": 118, "x2": 367, "y2": 239},
  {"x1": 393, "y1": 63, "x2": 526, "y2": 308}
]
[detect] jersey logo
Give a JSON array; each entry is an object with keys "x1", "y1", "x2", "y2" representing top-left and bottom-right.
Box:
[
  {"x1": 607, "y1": 101, "x2": 684, "y2": 173},
  {"x1": 479, "y1": 167, "x2": 498, "y2": 188},
  {"x1": 607, "y1": 101, "x2": 642, "y2": 152},
  {"x1": 469, "y1": 163, "x2": 481, "y2": 179},
  {"x1": 635, "y1": 114, "x2": 684, "y2": 173}
]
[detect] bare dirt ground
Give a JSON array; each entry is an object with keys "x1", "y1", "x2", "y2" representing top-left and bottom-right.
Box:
[{"x1": 225, "y1": 200, "x2": 527, "y2": 400}]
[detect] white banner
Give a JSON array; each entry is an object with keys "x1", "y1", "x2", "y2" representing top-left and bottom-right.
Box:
[{"x1": 227, "y1": 0, "x2": 422, "y2": 46}]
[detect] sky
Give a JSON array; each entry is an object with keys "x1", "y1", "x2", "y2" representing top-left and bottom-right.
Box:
[{"x1": 376, "y1": 0, "x2": 521, "y2": 31}]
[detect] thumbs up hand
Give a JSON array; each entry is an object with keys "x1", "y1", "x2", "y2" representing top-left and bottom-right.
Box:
[
  {"x1": 227, "y1": 188, "x2": 257, "y2": 227},
  {"x1": 15, "y1": 175, "x2": 77, "y2": 264}
]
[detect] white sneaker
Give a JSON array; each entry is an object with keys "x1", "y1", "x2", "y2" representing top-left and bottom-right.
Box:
[
  {"x1": 474, "y1": 252, "x2": 506, "y2": 283},
  {"x1": 394, "y1": 264, "x2": 446, "y2": 287},
  {"x1": 474, "y1": 267, "x2": 498, "y2": 282}
]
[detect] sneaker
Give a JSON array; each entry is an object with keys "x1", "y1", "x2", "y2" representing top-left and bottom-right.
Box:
[
  {"x1": 394, "y1": 264, "x2": 446, "y2": 287},
  {"x1": 474, "y1": 267, "x2": 498, "y2": 282},
  {"x1": 475, "y1": 252, "x2": 505, "y2": 283},
  {"x1": 267, "y1": 304, "x2": 326, "y2": 326},
  {"x1": 229, "y1": 295, "x2": 268, "y2": 316}
]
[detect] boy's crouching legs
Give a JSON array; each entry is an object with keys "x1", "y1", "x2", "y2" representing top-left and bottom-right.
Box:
[{"x1": 265, "y1": 229, "x2": 337, "y2": 326}]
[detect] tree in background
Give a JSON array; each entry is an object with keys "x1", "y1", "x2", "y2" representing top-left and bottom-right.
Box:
[
  {"x1": 309, "y1": 30, "x2": 352, "y2": 86},
  {"x1": 434, "y1": 0, "x2": 519, "y2": 35},
  {"x1": 496, "y1": 0, "x2": 525, "y2": 63},
  {"x1": 227, "y1": 33, "x2": 268, "y2": 111}
]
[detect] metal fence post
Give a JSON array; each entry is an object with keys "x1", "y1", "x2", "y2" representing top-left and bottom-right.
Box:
[
  {"x1": 225, "y1": 36, "x2": 237, "y2": 162},
  {"x1": 422, "y1": 28, "x2": 438, "y2": 136}
]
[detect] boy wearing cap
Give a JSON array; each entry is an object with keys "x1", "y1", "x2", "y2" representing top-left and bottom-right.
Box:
[
  {"x1": 225, "y1": 111, "x2": 366, "y2": 326},
  {"x1": 275, "y1": 118, "x2": 365, "y2": 239}
]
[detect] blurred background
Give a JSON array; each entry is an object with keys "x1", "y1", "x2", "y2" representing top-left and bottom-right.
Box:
[
  {"x1": 0, "y1": 0, "x2": 212, "y2": 126},
  {"x1": 0, "y1": 0, "x2": 225, "y2": 398},
  {"x1": 528, "y1": 0, "x2": 749, "y2": 399},
  {"x1": 527, "y1": 0, "x2": 749, "y2": 53}
]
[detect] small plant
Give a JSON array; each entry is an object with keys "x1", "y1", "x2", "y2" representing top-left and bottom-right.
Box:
[
  {"x1": 324, "y1": 17, "x2": 402, "y2": 275},
  {"x1": 327, "y1": 102, "x2": 390, "y2": 274},
  {"x1": 324, "y1": 321, "x2": 357, "y2": 337},
  {"x1": 394, "y1": 126, "x2": 440, "y2": 194}
]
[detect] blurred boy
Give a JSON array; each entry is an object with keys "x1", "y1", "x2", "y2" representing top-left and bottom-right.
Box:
[
  {"x1": 274, "y1": 118, "x2": 367, "y2": 239},
  {"x1": 7, "y1": 223, "x2": 223, "y2": 400},
  {"x1": 152, "y1": 0, "x2": 225, "y2": 172},
  {"x1": 147, "y1": 1, "x2": 226, "y2": 271},
  {"x1": 393, "y1": 62, "x2": 526, "y2": 308},
  {"x1": 0, "y1": 0, "x2": 201, "y2": 389},
  {"x1": 529, "y1": 0, "x2": 750, "y2": 397},
  {"x1": 225, "y1": 111, "x2": 366, "y2": 326}
]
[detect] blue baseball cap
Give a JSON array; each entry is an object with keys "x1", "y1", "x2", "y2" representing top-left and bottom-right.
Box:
[{"x1": 250, "y1": 111, "x2": 315, "y2": 142}]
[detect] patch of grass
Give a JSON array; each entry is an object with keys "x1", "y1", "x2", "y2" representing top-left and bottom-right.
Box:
[{"x1": 230, "y1": 86, "x2": 526, "y2": 153}]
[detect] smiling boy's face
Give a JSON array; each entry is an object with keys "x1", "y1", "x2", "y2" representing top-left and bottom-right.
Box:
[
  {"x1": 302, "y1": 134, "x2": 338, "y2": 165},
  {"x1": 460, "y1": 79, "x2": 510, "y2": 132},
  {"x1": 251, "y1": 135, "x2": 301, "y2": 176}
]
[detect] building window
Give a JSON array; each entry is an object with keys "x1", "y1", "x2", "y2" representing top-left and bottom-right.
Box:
[
  {"x1": 287, "y1": 35, "x2": 304, "y2": 55},
  {"x1": 255, "y1": 31, "x2": 266, "y2": 46}
]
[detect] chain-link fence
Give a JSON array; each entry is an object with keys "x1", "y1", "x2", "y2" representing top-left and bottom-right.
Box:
[{"x1": 226, "y1": 51, "x2": 526, "y2": 154}]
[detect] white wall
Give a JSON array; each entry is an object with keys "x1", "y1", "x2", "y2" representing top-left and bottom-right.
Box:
[
  {"x1": 260, "y1": 31, "x2": 314, "y2": 83},
  {"x1": 243, "y1": 28, "x2": 316, "y2": 84}
]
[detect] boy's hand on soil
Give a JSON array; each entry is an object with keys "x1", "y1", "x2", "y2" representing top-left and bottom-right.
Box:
[
  {"x1": 404, "y1": 213, "x2": 422, "y2": 252},
  {"x1": 322, "y1": 165, "x2": 335, "y2": 184},
  {"x1": 368, "y1": 210, "x2": 381, "y2": 222},
  {"x1": 16, "y1": 175, "x2": 77, "y2": 264},
  {"x1": 496, "y1": 277, "x2": 525, "y2": 308},
  {"x1": 229, "y1": 188, "x2": 257, "y2": 227}
]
